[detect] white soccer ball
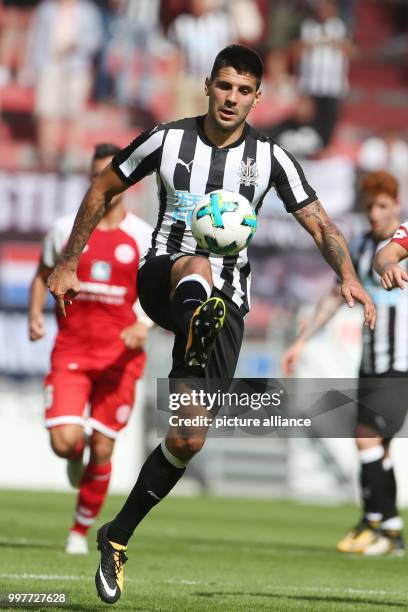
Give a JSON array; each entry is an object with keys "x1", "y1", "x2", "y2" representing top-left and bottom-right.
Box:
[{"x1": 191, "y1": 190, "x2": 257, "y2": 256}]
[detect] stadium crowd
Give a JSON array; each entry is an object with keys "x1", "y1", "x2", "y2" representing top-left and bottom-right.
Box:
[{"x1": 0, "y1": 0, "x2": 406, "y2": 176}]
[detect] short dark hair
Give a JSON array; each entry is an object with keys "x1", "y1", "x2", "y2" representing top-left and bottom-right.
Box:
[
  {"x1": 211, "y1": 44, "x2": 263, "y2": 89},
  {"x1": 92, "y1": 143, "x2": 121, "y2": 161}
]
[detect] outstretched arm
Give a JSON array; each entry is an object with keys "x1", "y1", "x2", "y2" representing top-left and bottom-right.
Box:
[
  {"x1": 293, "y1": 200, "x2": 376, "y2": 330},
  {"x1": 29, "y1": 260, "x2": 53, "y2": 340},
  {"x1": 47, "y1": 164, "x2": 128, "y2": 316},
  {"x1": 281, "y1": 287, "x2": 343, "y2": 375},
  {"x1": 374, "y1": 241, "x2": 408, "y2": 290}
]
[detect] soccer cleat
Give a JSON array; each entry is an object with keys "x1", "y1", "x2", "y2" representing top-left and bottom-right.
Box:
[
  {"x1": 363, "y1": 530, "x2": 405, "y2": 557},
  {"x1": 185, "y1": 297, "x2": 226, "y2": 369},
  {"x1": 336, "y1": 520, "x2": 380, "y2": 553},
  {"x1": 65, "y1": 530, "x2": 88, "y2": 555},
  {"x1": 95, "y1": 522, "x2": 127, "y2": 604},
  {"x1": 67, "y1": 456, "x2": 85, "y2": 489}
]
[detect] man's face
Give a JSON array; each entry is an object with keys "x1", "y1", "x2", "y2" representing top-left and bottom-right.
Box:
[
  {"x1": 364, "y1": 192, "x2": 399, "y2": 239},
  {"x1": 205, "y1": 66, "x2": 260, "y2": 133}
]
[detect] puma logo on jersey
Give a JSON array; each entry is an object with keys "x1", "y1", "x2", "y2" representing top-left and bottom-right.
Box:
[{"x1": 177, "y1": 159, "x2": 194, "y2": 173}]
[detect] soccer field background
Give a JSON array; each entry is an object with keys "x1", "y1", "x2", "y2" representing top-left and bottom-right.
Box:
[{"x1": 0, "y1": 490, "x2": 407, "y2": 611}]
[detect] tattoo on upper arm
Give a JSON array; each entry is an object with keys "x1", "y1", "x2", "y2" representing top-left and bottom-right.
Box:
[{"x1": 293, "y1": 200, "x2": 323, "y2": 227}]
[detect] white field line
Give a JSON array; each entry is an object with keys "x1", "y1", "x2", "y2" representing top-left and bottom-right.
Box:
[
  {"x1": 0, "y1": 574, "x2": 407, "y2": 598},
  {"x1": 0, "y1": 538, "x2": 52, "y2": 546}
]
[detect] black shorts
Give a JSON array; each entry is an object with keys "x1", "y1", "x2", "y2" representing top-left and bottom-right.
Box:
[
  {"x1": 357, "y1": 370, "x2": 408, "y2": 437},
  {"x1": 138, "y1": 254, "x2": 244, "y2": 379}
]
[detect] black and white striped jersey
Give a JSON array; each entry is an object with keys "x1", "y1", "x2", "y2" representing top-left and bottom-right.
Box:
[
  {"x1": 299, "y1": 16, "x2": 349, "y2": 98},
  {"x1": 351, "y1": 231, "x2": 408, "y2": 374},
  {"x1": 112, "y1": 116, "x2": 317, "y2": 315}
]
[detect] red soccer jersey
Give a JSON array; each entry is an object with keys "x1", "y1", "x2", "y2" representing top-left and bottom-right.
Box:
[
  {"x1": 42, "y1": 212, "x2": 153, "y2": 377},
  {"x1": 392, "y1": 222, "x2": 408, "y2": 251}
]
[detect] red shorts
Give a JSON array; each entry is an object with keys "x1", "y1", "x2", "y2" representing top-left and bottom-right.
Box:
[{"x1": 44, "y1": 367, "x2": 137, "y2": 439}]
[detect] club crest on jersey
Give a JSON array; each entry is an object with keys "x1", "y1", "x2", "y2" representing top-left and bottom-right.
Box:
[
  {"x1": 393, "y1": 228, "x2": 408, "y2": 240},
  {"x1": 91, "y1": 261, "x2": 111, "y2": 282},
  {"x1": 238, "y1": 157, "x2": 259, "y2": 187}
]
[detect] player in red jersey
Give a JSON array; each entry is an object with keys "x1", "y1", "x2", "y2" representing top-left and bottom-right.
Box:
[
  {"x1": 28, "y1": 143, "x2": 153, "y2": 554},
  {"x1": 375, "y1": 221, "x2": 408, "y2": 289}
]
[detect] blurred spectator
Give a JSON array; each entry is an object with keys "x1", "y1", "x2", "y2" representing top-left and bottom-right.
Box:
[
  {"x1": 262, "y1": 95, "x2": 323, "y2": 159},
  {"x1": 0, "y1": 0, "x2": 37, "y2": 85},
  {"x1": 292, "y1": 0, "x2": 355, "y2": 147},
  {"x1": 160, "y1": 0, "x2": 188, "y2": 32},
  {"x1": 225, "y1": 0, "x2": 263, "y2": 46},
  {"x1": 93, "y1": 0, "x2": 121, "y2": 103},
  {"x1": 168, "y1": 0, "x2": 236, "y2": 117},
  {"x1": 266, "y1": 0, "x2": 307, "y2": 49},
  {"x1": 24, "y1": 0, "x2": 102, "y2": 169},
  {"x1": 105, "y1": 0, "x2": 161, "y2": 124},
  {"x1": 250, "y1": 47, "x2": 297, "y2": 127},
  {"x1": 358, "y1": 128, "x2": 408, "y2": 212}
]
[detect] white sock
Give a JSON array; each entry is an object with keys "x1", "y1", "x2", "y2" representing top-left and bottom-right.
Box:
[
  {"x1": 359, "y1": 446, "x2": 384, "y2": 463},
  {"x1": 160, "y1": 440, "x2": 188, "y2": 469},
  {"x1": 175, "y1": 274, "x2": 211, "y2": 299},
  {"x1": 382, "y1": 516, "x2": 404, "y2": 531}
]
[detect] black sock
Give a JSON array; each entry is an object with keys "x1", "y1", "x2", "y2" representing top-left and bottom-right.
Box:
[
  {"x1": 381, "y1": 462, "x2": 398, "y2": 522},
  {"x1": 360, "y1": 457, "x2": 385, "y2": 521},
  {"x1": 107, "y1": 444, "x2": 185, "y2": 545},
  {"x1": 171, "y1": 276, "x2": 210, "y2": 337}
]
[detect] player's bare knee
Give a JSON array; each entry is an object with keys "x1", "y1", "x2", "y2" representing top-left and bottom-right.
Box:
[
  {"x1": 50, "y1": 429, "x2": 79, "y2": 458},
  {"x1": 89, "y1": 432, "x2": 115, "y2": 464},
  {"x1": 90, "y1": 440, "x2": 114, "y2": 464},
  {"x1": 189, "y1": 255, "x2": 212, "y2": 280},
  {"x1": 171, "y1": 255, "x2": 213, "y2": 293},
  {"x1": 355, "y1": 424, "x2": 383, "y2": 450},
  {"x1": 167, "y1": 434, "x2": 206, "y2": 460}
]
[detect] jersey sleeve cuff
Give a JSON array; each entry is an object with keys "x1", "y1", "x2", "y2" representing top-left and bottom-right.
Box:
[
  {"x1": 286, "y1": 194, "x2": 317, "y2": 213},
  {"x1": 391, "y1": 237, "x2": 408, "y2": 251},
  {"x1": 111, "y1": 158, "x2": 135, "y2": 186}
]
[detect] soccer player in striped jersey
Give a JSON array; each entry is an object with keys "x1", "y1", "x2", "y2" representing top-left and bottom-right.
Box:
[
  {"x1": 282, "y1": 171, "x2": 406, "y2": 556},
  {"x1": 47, "y1": 45, "x2": 375, "y2": 602}
]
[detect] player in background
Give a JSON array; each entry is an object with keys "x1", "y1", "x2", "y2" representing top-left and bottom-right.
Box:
[
  {"x1": 374, "y1": 221, "x2": 408, "y2": 290},
  {"x1": 47, "y1": 45, "x2": 375, "y2": 603},
  {"x1": 282, "y1": 171, "x2": 406, "y2": 556},
  {"x1": 29, "y1": 143, "x2": 153, "y2": 554}
]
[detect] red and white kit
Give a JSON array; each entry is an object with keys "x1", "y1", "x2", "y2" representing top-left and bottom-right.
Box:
[
  {"x1": 392, "y1": 222, "x2": 408, "y2": 251},
  {"x1": 43, "y1": 212, "x2": 152, "y2": 438}
]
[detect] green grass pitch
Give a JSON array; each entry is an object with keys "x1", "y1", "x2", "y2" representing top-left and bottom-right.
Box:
[{"x1": 0, "y1": 490, "x2": 407, "y2": 611}]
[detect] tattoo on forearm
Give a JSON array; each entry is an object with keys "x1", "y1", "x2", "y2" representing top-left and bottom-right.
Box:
[
  {"x1": 61, "y1": 191, "x2": 106, "y2": 263},
  {"x1": 322, "y1": 234, "x2": 346, "y2": 274},
  {"x1": 294, "y1": 200, "x2": 352, "y2": 277}
]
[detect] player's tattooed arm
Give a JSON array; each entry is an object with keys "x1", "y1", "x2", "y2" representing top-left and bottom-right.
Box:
[
  {"x1": 293, "y1": 200, "x2": 376, "y2": 329},
  {"x1": 293, "y1": 200, "x2": 350, "y2": 278},
  {"x1": 47, "y1": 164, "x2": 128, "y2": 316},
  {"x1": 374, "y1": 240, "x2": 408, "y2": 290},
  {"x1": 61, "y1": 165, "x2": 127, "y2": 265}
]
